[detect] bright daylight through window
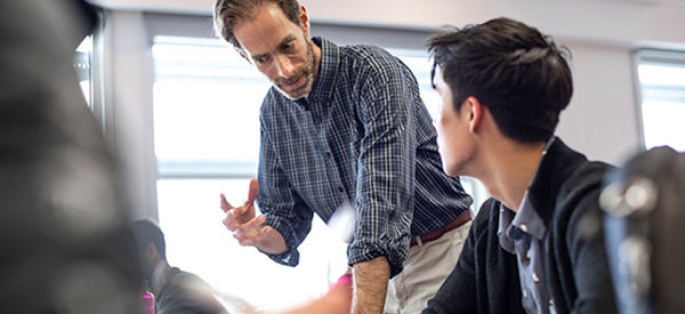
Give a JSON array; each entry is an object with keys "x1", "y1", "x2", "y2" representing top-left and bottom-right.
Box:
[{"x1": 636, "y1": 50, "x2": 685, "y2": 152}]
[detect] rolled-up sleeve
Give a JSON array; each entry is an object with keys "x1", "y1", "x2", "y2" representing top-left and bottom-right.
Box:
[
  {"x1": 347, "y1": 58, "x2": 416, "y2": 277},
  {"x1": 257, "y1": 119, "x2": 313, "y2": 267}
]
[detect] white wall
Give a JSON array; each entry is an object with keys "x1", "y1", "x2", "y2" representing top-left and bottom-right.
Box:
[
  {"x1": 93, "y1": 0, "x2": 685, "y2": 47},
  {"x1": 558, "y1": 40, "x2": 642, "y2": 164}
]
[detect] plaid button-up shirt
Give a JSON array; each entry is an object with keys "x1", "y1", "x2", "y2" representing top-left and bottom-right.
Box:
[{"x1": 257, "y1": 37, "x2": 472, "y2": 276}]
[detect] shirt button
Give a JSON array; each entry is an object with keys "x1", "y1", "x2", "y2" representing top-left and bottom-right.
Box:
[
  {"x1": 549, "y1": 299, "x2": 555, "y2": 307},
  {"x1": 532, "y1": 272, "x2": 540, "y2": 283},
  {"x1": 520, "y1": 224, "x2": 528, "y2": 233},
  {"x1": 523, "y1": 256, "x2": 531, "y2": 266},
  {"x1": 523, "y1": 290, "x2": 528, "y2": 298}
]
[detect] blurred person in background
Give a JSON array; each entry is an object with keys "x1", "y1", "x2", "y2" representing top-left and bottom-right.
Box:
[
  {"x1": 133, "y1": 219, "x2": 229, "y2": 314},
  {"x1": 133, "y1": 218, "x2": 352, "y2": 314}
]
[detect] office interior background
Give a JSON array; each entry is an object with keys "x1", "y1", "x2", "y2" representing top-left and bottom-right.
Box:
[{"x1": 72, "y1": 0, "x2": 685, "y2": 311}]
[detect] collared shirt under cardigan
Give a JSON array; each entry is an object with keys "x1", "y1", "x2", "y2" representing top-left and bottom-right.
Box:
[{"x1": 257, "y1": 37, "x2": 472, "y2": 276}]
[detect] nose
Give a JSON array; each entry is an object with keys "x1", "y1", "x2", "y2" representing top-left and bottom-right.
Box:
[{"x1": 274, "y1": 55, "x2": 294, "y2": 78}]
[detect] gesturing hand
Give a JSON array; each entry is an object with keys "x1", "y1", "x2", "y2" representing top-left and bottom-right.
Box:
[{"x1": 219, "y1": 179, "x2": 287, "y2": 255}]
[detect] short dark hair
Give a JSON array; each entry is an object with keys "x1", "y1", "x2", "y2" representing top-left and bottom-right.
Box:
[
  {"x1": 428, "y1": 17, "x2": 573, "y2": 143},
  {"x1": 213, "y1": 0, "x2": 301, "y2": 49},
  {"x1": 132, "y1": 219, "x2": 166, "y2": 260}
]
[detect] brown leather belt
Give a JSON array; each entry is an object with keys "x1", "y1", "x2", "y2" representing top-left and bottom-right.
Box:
[{"x1": 410, "y1": 211, "x2": 472, "y2": 246}]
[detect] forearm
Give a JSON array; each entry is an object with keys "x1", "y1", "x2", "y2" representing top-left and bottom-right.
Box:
[
  {"x1": 255, "y1": 227, "x2": 287, "y2": 255},
  {"x1": 352, "y1": 256, "x2": 390, "y2": 314}
]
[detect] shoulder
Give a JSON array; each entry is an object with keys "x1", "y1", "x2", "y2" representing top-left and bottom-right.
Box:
[
  {"x1": 157, "y1": 270, "x2": 225, "y2": 314},
  {"x1": 555, "y1": 161, "x2": 615, "y2": 241},
  {"x1": 339, "y1": 44, "x2": 408, "y2": 78},
  {"x1": 557, "y1": 160, "x2": 614, "y2": 214}
]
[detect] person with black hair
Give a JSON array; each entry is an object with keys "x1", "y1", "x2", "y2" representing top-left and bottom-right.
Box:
[
  {"x1": 132, "y1": 220, "x2": 228, "y2": 314},
  {"x1": 422, "y1": 18, "x2": 618, "y2": 314}
]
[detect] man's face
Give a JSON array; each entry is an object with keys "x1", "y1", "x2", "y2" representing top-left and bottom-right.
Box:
[
  {"x1": 233, "y1": 2, "x2": 317, "y2": 100},
  {"x1": 433, "y1": 69, "x2": 474, "y2": 177}
]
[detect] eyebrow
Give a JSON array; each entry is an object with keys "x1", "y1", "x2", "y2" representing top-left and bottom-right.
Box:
[{"x1": 251, "y1": 35, "x2": 297, "y2": 61}]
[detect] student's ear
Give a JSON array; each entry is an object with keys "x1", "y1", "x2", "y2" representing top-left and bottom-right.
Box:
[
  {"x1": 145, "y1": 242, "x2": 158, "y2": 260},
  {"x1": 298, "y1": 5, "x2": 311, "y2": 36},
  {"x1": 235, "y1": 47, "x2": 252, "y2": 64},
  {"x1": 465, "y1": 96, "x2": 484, "y2": 133}
]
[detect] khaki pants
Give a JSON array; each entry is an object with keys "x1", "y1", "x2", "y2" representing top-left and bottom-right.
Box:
[{"x1": 384, "y1": 220, "x2": 472, "y2": 314}]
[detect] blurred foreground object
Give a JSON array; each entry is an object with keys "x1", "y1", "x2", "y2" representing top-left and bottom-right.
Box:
[
  {"x1": 0, "y1": 0, "x2": 141, "y2": 313},
  {"x1": 601, "y1": 146, "x2": 685, "y2": 314},
  {"x1": 275, "y1": 273, "x2": 352, "y2": 314}
]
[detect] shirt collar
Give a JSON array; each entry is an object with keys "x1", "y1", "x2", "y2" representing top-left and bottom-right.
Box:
[
  {"x1": 511, "y1": 191, "x2": 547, "y2": 240},
  {"x1": 308, "y1": 37, "x2": 339, "y2": 102},
  {"x1": 498, "y1": 204, "x2": 516, "y2": 253}
]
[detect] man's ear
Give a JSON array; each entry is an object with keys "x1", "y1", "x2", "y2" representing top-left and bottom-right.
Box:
[
  {"x1": 465, "y1": 96, "x2": 484, "y2": 133},
  {"x1": 235, "y1": 47, "x2": 252, "y2": 64},
  {"x1": 298, "y1": 4, "x2": 310, "y2": 36}
]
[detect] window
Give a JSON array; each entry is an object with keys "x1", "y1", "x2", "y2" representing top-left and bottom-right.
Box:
[{"x1": 636, "y1": 50, "x2": 685, "y2": 152}]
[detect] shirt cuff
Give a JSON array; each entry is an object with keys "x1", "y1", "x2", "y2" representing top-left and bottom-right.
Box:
[
  {"x1": 347, "y1": 235, "x2": 410, "y2": 278},
  {"x1": 262, "y1": 216, "x2": 300, "y2": 267}
]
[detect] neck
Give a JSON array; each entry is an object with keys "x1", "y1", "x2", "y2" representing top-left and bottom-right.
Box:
[
  {"x1": 311, "y1": 38, "x2": 322, "y2": 83},
  {"x1": 150, "y1": 261, "x2": 171, "y2": 294},
  {"x1": 478, "y1": 137, "x2": 547, "y2": 211}
]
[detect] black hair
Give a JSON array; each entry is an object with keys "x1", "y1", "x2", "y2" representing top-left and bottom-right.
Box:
[
  {"x1": 213, "y1": 0, "x2": 301, "y2": 49},
  {"x1": 132, "y1": 219, "x2": 166, "y2": 260},
  {"x1": 428, "y1": 17, "x2": 573, "y2": 143}
]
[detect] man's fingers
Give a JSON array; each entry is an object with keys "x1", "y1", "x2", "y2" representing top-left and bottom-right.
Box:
[
  {"x1": 241, "y1": 214, "x2": 266, "y2": 230},
  {"x1": 222, "y1": 208, "x2": 242, "y2": 232},
  {"x1": 220, "y1": 193, "x2": 234, "y2": 213},
  {"x1": 232, "y1": 219, "x2": 270, "y2": 247}
]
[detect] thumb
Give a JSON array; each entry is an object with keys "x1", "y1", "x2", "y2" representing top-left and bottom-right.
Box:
[{"x1": 248, "y1": 178, "x2": 259, "y2": 202}]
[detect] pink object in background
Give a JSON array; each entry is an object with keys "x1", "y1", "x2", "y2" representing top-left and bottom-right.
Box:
[
  {"x1": 332, "y1": 273, "x2": 352, "y2": 289},
  {"x1": 141, "y1": 290, "x2": 155, "y2": 314}
]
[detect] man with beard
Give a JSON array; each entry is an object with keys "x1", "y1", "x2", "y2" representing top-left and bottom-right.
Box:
[{"x1": 212, "y1": 1, "x2": 473, "y2": 313}]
